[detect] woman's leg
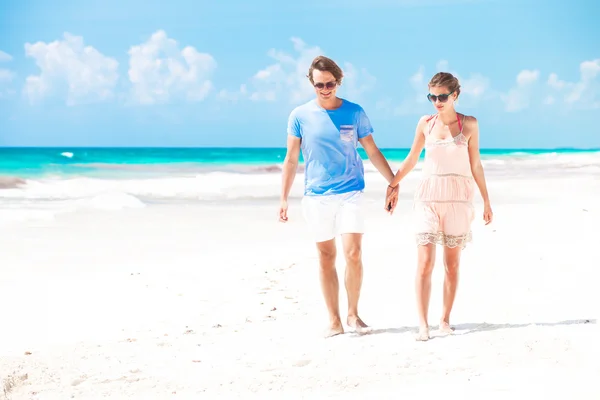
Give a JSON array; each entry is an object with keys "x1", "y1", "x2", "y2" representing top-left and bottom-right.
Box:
[
  {"x1": 438, "y1": 200, "x2": 474, "y2": 333},
  {"x1": 415, "y1": 242, "x2": 436, "y2": 340},
  {"x1": 440, "y1": 243, "x2": 462, "y2": 333}
]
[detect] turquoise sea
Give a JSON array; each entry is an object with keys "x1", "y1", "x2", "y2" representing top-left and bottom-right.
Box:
[
  {"x1": 1, "y1": 147, "x2": 599, "y2": 179},
  {"x1": 0, "y1": 147, "x2": 598, "y2": 217}
]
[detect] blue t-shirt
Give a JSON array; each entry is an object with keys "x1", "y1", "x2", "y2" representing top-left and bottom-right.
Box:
[{"x1": 287, "y1": 98, "x2": 374, "y2": 196}]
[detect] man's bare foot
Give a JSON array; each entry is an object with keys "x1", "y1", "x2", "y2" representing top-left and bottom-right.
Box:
[
  {"x1": 416, "y1": 326, "x2": 430, "y2": 341},
  {"x1": 347, "y1": 315, "x2": 372, "y2": 335},
  {"x1": 439, "y1": 321, "x2": 455, "y2": 335},
  {"x1": 324, "y1": 321, "x2": 344, "y2": 338}
]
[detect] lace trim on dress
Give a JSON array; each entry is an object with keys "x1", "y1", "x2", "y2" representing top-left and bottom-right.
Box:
[
  {"x1": 415, "y1": 231, "x2": 473, "y2": 249},
  {"x1": 426, "y1": 132, "x2": 468, "y2": 146}
]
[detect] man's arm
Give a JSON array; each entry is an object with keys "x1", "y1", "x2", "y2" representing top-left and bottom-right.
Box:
[
  {"x1": 280, "y1": 135, "x2": 301, "y2": 204},
  {"x1": 355, "y1": 106, "x2": 394, "y2": 184},
  {"x1": 359, "y1": 134, "x2": 394, "y2": 184}
]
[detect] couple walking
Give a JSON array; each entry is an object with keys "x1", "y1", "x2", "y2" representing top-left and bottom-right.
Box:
[{"x1": 278, "y1": 56, "x2": 493, "y2": 341}]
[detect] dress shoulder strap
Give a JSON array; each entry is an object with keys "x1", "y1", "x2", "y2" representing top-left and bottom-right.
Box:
[
  {"x1": 457, "y1": 114, "x2": 466, "y2": 133},
  {"x1": 427, "y1": 114, "x2": 438, "y2": 135}
]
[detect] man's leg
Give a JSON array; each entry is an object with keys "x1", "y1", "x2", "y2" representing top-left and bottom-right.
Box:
[
  {"x1": 315, "y1": 239, "x2": 343, "y2": 337},
  {"x1": 341, "y1": 233, "x2": 370, "y2": 333},
  {"x1": 336, "y1": 191, "x2": 370, "y2": 333},
  {"x1": 301, "y1": 195, "x2": 343, "y2": 337}
]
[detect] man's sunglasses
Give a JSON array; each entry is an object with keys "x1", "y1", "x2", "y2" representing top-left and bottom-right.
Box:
[
  {"x1": 314, "y1": 81, "x2": 337, "y2": 90},
  {"x1": 427, "y1": 91, "x2": 454, "y2": 103}
]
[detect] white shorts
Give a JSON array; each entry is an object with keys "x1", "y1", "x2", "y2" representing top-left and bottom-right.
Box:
[{"x1": 301, "y1": 190, "x2": 365, "y2": 243}]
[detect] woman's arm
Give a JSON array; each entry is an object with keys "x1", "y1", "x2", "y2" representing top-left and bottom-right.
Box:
[
  {"x1": 389, "y1": 116, "x2": 427, "y2": 188},
  {"x1": 385, "y1": 116, "x2": 427, "y2": 213},
  {"x1": 467, "y1": 117, "x2": 491, "y2": 206}
]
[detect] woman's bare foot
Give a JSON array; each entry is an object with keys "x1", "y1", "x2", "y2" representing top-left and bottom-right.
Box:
[
  {"x1": 347, "y1": 315, "x2": 372, "y2": 335},
  {"x1": 324, "y1": 320, "x2": 344, "y2": 338},
  {"x1": 416, "y1": 326, "x2": 430, "y2": 341},
  {"x1": 439, "y1": 320, "x2": 455, "y2": 335}
]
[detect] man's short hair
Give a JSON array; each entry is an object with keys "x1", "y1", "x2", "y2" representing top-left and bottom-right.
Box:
[{"x1": 307, "y1": 56, "x2": 344, "y2": 85}]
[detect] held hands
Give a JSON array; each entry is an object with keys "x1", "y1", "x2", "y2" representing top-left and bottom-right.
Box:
[{"x1": 384, "y1": 184, "x2": 399, "y2": 215}]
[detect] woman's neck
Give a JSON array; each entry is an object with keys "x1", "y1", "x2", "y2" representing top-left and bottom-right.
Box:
[{"x1": 437, "y1": 108, "x2": 458, "y2": 125}]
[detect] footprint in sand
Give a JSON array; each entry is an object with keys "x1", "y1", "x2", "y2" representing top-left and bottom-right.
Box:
[
  {"x1": 71, "y1": 375, "x2": 88, "y2": 386},
  {"x1": 3, "y1": 373, "x2": 29, "y2": 395},
  {"x1": 292, "y1": 359, "x2": 311, "y2": 368}
]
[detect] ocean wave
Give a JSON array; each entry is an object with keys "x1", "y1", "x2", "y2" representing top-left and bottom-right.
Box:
[
  {"x1": 0, "y1": 174, "x2": 281, "y2": 217},
  {"x1": 0, "y1": 151, "x2": 598, "y2": 224},
  {"x1": 63, "y1": 162, "x2": 291, "y2": 175},
  {"x1": 2, "y1": 153, "x2": 599, "y2": 200}
]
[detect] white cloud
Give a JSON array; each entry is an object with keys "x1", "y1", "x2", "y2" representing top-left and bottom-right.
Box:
[
  {"x1": 436, "y1": 60, "x2": 449, "y2": 72},
  {"x1": 0, "y1": 50, "x2": 12, "y2": 63},
  {"x1": 23, "y1": 33, "x2": 119, "y2": 106},
  {"x1": 336, "y1": 62, "x2": 376, "y2": 102},
  {"x1": 0, "y1": 69, "x2": 14, "y2": 82},
  {"x1": 127, "y1": 30, "x2": 217, "y2": 105},
  {"x1": 384, "y1": 60, "x2": 490, "y2": 115},
  {"x1": 220, "y1": 37, "x2": 375, "y2": 104},
  {"x1": 503, "y1": 69, "x2": 539, "y2": 112},
  {"x1": 461, "y1": 73, "x2": 490, "y2": 99},
  {"x1": 0, "y1": 50, "x2": 15, "y2": 98},
  {"x1": 0, "y1": 68, "x2": 15, "y2": 99},
  {"x1": 388, "y1": 66, "x2": 427, "y2": 116},
  {"x1": 546, "y1": 59, "x2": 600, "y2": 109},
  {"x1": 434, "y1": 59, "x2": 490, "y2": 106},
  {"x1": 217, "y1": 84, "x2": 248, "y2": 102}
]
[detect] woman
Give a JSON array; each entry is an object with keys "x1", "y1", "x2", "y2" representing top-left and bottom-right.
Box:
[{"x1": 385, "y1": 72, "x2": 493, "y2": 341}]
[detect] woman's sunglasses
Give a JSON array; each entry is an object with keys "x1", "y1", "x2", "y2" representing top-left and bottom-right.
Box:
[
  {"x1": 314, "y1": 81, "x2": 337, "y2": 90},
  {"x1": 427, "y1": 91, "x2": 454, "y2": 103}
]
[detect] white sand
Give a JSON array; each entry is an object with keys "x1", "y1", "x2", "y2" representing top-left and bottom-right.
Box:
[{"x1": 1, "y1": 170, "x2": 599, "y2": 399}]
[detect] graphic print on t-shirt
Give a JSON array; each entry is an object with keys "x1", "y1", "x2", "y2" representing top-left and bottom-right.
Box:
[{"x1": 339, "y1": 125, "x2": 355, "y2": 143}]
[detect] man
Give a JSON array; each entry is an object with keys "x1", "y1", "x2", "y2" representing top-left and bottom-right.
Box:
[{"x1": 278, "y1": 55, "x2": 397, "y2": 338}]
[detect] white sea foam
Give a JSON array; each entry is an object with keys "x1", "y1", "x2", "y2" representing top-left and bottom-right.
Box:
[
  {"x1": 0, "y1": 173, "x2": 286, "y2": 222},
  {"x1": 85, "y1": 192, "x2": 146, "y2": 210},
  {"x1": 0, "y1": 152, "x2": 598, "y2": 223}
]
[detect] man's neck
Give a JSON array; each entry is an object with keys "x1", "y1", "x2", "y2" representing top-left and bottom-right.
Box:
[{"x1": 316, "y1": 97, "x2": 342, "y2": 110}]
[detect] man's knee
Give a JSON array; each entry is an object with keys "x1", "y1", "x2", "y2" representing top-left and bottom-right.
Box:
[
  {"x1": 344, "y1": 245, "x2": 362, "y2": 265},
  {"x1": 317, "y1": 241, "x2": 336, "y2": 266},
  {"x1": 341, "y1": 233, "x2": 362, "y2": 265}
]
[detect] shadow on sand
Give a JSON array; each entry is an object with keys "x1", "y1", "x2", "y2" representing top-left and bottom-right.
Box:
[{"x1": 349, "y1": 318, "x2": 596, "y2": 339}]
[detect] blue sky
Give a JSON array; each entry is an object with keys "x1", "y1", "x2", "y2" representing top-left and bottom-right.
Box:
[{"x1": 0, "y1": 0, "x2": 598, "y2": 149}]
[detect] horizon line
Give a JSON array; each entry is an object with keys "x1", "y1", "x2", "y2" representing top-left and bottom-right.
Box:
[{"x1": 1, "y1": 145, "x2": 599, "y2": 151}]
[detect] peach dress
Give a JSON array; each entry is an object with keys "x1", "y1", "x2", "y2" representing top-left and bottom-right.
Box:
[{"x1": 414, "y1": 113, "x2": 475, "y2": 249}]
